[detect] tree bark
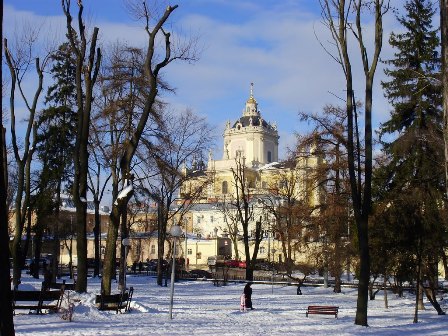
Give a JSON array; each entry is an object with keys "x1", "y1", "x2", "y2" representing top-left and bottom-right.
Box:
[
  {"x1": 101, "y1": 4, "x2": 189, "y2": 293},
  {"x1": 441, "y1": 0, "x2": 448, "y2": 200},
  {"x1": 4, "y1": 39, "x2": 42, "y2": 287},
  {"x1": 0, "y1": 1, "x2": 15, "y2": 332},
  {"x1": 62, "y1": 0, "x2": 101, "y2": 293},
  {"x1": 319, "y1": 0, "x2": 386, "y2": 326}
]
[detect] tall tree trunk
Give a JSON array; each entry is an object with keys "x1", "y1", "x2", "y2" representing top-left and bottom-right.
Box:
[
  {"x1": 62, "y1": 0, "x2": 101, "y2": 293},
  {"x1": 118, "y1": 201, "x2": 129, "y2": 290},
  {"x1": 102, "y1": 211, "x2": 119, "y2": 294},
  {"x1": 441, "y1": 0, "x2": 448, "y2": 200},
  {"x1": 93, "y1": 198, "x2": 100, "y2": 277},
  {"x1": 157, "y1": 204, "x2": 167, "y2": 286},
  {"x1": 5, "y1": 38, "x2": 42, "y2": 287},
  {"x1": 441, "y1": 251, "x2": 448, "y2": 280},
  {"x1": 319, "y1": 0, "x2": 386, "y2": 326},
  {"x1": 355, "y1": 216, "x2": 370, "y2": 325},
  {"x1": 101, "y1": 3, "x2": 183, "y2": 292},
  {"x1": 0, "y1": 0, "x2": 15, "y2": 331}
]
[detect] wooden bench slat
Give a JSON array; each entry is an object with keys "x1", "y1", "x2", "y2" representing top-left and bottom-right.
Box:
[
  {"x1": 13, "y1": 287, "x2": 64, "y2": 315},
  {"x1": 306, "y1": 305, "x2": 339, "y2": 318},
  {"x1": 95, "y1": 287, "x2": 133, "y2": 314},
  {"x1": 48, "y1": 281, "x2": 76, "y2": 291}
]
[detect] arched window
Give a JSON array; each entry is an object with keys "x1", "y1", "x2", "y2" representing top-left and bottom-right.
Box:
[
  {"x1": 267, "y1": 151, "x2": 272, "y2": 163},
  {"x1": 222, "y1": 181, "x2": 228, "y2": 194}
]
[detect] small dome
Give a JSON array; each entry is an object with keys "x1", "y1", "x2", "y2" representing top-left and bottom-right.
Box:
[{"x1": 246, "y1": 95, "x2": 257, "y2": 104}]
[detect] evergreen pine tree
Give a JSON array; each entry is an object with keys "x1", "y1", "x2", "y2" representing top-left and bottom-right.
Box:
[
  {"x1": 375, "y1": 0, "x2": 446, "y2": 316},
  {"x1": 34, "y1": 41, "x2": 77, "y2": 280},
  {"x1": 36, "y1": 41, "x2": 77, "y2": 195}
]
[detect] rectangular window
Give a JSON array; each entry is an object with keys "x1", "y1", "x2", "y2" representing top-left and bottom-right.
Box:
[
  {"x1": 187, "y1": 248, "x2": 193, "y2": 255},
  {"x1": 210, "y1": 216, "x2": 214, "y2": 223},
  {"x1": 151, "y1": 245, "x2": 155, "y2": 254}
]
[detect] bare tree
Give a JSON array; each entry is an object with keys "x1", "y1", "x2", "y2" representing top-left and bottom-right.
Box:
[
  {"x1": 319, "y1": 0, "x2": 389, "y2": 326},
  {"x1": 300, "y1": 105, "x2": 353, "y2": 292},
  {"x1": 219, "y1": 196, "x2": 241, "y2": 260},
  {"x1": 99, "y1": 2, "x2": 198, "y2": 294},
  {"x1": 62, "y1": 0, "x2": 101, "y2": 293},
  {"x1": 87, "y1": 151, "x2": 111, "y2": 278},
  {"x1": 139, "y1": 108, "x2": 213, "y2": 285},
  {"x1": 4, "y1": 27, "x2": 51, "y2": 287},
  {"x1": 0, "y1": 0, "x2": 16, "y2": 332},
  {"x1": 225, "y1": 153, "x2": 263, "y2": 281},
  {"x1": 262, "y1": 160, "x2": 315, "y2": 278},
  {"x1": 90, "y1": 43, "x2": 143, "y2": 292}
]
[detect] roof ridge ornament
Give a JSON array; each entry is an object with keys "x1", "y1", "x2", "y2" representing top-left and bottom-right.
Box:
[{"x1": 244, "y1": 82, "x2": 258, "y2": 116}]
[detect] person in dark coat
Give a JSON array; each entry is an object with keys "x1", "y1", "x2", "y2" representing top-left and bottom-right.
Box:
[
  {"x1": 43, "y1": 265, "x2": 53, "y2": 290},
  {"x1": 244, "y1": 283, "x2": 253, "y2": 309}
]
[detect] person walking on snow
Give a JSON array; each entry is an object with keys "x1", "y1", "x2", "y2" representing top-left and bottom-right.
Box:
[
  {"x1": 240, "y1": 292, "x2": 246, "y2": 311},
  {"x1": 244, "y1": 283, "x2": 253, "y2": 310}
]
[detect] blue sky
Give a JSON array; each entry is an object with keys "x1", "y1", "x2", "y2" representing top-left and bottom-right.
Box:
[{"x1": 5, "y1": 0, "x2": 409, "y2": 159}]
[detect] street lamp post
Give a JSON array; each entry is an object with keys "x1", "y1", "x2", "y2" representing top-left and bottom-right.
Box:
[
  {"x1": 169, "y1": 225, "x2": 183, "y2": 319},
  {"x1": 271, "y1": 248, "x2": 277, "y2": 295},
  {"x1": 122, "y1": 238, "x2": 131, "y2": 291},
  {"x1": 214, "y1": 227, "x2": 218, "y2": 256},
  {"x1": 184, "y1": 218, "x2": 188, "y2": 271}
]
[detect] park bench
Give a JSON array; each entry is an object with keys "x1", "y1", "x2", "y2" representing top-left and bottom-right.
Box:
[
  {"x1": 12, "y1": 285, "x2": 64, "y2": 315},
  {"x1": 46, "y1": 280, "x2": 76, "y2": 291},
  {"x1": 95, "y1": 287, "x2": 134, "y2": 314},
  {"x1": 306, "y1": 305, "x2": 339, "y2": 318}
]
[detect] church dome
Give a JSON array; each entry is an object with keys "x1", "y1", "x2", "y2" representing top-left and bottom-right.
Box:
[
  {"x1": 232, "y1": 116, "x2": 268, "y2": 129},
  {"x1": 246, "y1": 95, "x2": 257, "y2": 104},
  {"x1": 243, "y1": 82, "x2": 260, "y2": 117}
]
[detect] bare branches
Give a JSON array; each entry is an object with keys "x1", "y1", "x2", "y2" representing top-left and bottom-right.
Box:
[
  {"x1": 61, "y1": 0, "x2": 102, "y2": 293},
  {"x1": 3, "y1": 20, "x2": 53, "y2": 286},
  {"x1": 318, "y1": 0, "x2": 388, "y2": 326}
]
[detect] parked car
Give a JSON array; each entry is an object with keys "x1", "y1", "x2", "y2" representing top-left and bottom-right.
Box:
[
  {"x1": 238, "y1": 260, "x2": 247, "y2": 269},
  {"x1": 189, "y1": 269, "x2": 213, "y2": 279},
  {"x1": 28, "y1": 256, "x2": 53, "y2": 268},
  {"x1": 207, "y1": 255, "x2": 226, "y2": 267},
  {"x1": 224, "y1": 259, "x2": 239, "y2": 268},
  {"x1": 254, "y1": 260, "x2": 275, "y2": 271},
  {"x1": 147, "y1": 259, "x2": 168, "y2": 272},
  {"x1": 207, "y1": 256, "x2": 216, "y2": 266}
]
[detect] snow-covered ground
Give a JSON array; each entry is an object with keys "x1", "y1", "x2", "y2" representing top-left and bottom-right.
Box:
[{"x1": 12, "y1": 273, "x2": 448, "y2": 335}]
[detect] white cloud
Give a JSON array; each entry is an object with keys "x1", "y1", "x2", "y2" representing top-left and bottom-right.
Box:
[{"x1": 3, "y1": 0, "x2": 415, "y2": 162}]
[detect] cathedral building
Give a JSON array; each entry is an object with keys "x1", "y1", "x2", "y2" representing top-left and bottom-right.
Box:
[
  {"x1": 177, "y1": 84, "x2": 323, "y2": 264},
  {"x1": 181, "y1": 83, "x2": 321, "y2": 206}
]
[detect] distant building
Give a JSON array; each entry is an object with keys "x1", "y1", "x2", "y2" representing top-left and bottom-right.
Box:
[{"x1": 176, "y1": 84, "x2": 323, "y2": 263}]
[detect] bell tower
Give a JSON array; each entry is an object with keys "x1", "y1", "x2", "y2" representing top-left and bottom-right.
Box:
[{"x1": 222, "y1": 83, "x2": 279, "y2": 167}]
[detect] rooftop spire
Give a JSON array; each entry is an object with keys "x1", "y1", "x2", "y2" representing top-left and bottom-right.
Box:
[{"x1": 244, "y1": 82, "x2": 259, "y2": 117}]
